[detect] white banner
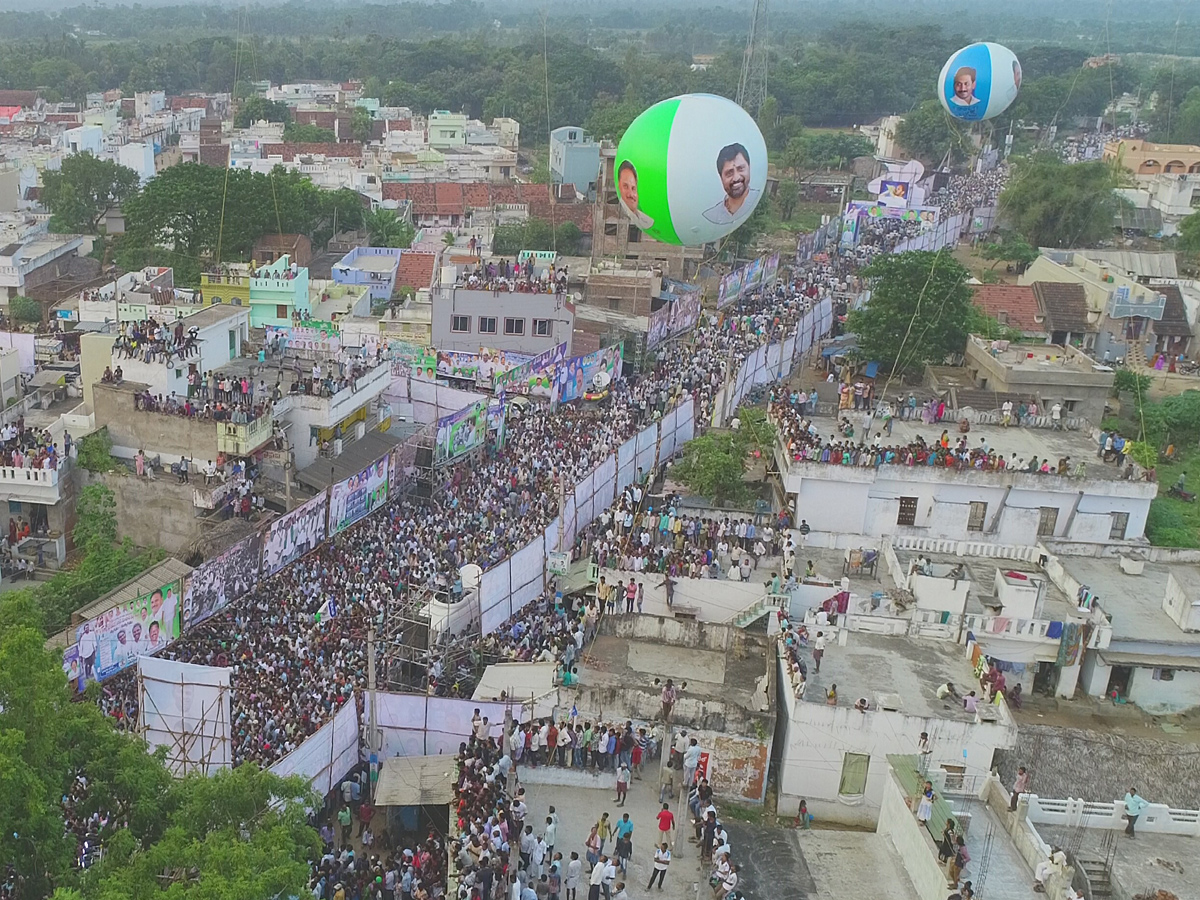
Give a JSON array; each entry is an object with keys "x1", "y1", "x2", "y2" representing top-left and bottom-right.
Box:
[
  {"x1": 479, "y1": 562, "x2": 512, "y2": 635},
  {"x1": 616, "y1": 436, "x2": 638, "y2": 497},
  {"x1": 138, "y1": 656, "x2": 232, "y2": 777},
  {"x1": 376, "y1": 693, "x2": 506, "y2": 758},
  {"x1": 677, "y1": 396, "x2": 696, "y2": 446},
  {"x1": 543, "y1": 516, "x2": 560, "y2": 555},
  {"x1": 593, "y1": 455, "x2": 617, "y2": 510},
  {"x1": 269, "y1": 691, "x2": 359, "y2": 798},
  {"x1": 659, "y1": 407, "x2": 679, "y2": 461},
  {"x1": 636, "y1": 423, "x2": 658, "y2": 474}
]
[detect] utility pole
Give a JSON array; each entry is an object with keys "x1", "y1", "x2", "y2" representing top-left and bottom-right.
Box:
[
  {"x1": 736, "y1": 0, "x2": 769, "y2": 116},
  {"x1": 367, "y1": 624, "x2": 379, "y2": 793}
]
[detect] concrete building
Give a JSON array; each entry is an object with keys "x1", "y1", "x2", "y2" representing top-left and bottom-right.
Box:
[
  {"x1": 1115, "y1": 172, "x2": 1200, "y2": 237},
  {"x1": 961, "y1": 335, "x2": 1114, "y2": 425},
  {"x1": 116, "y1": 142, "x2": 156, "y2": 184},
  {"x1": 200, "y1": 256, "x2": 312, "y2": 328},
  {"x1": 427, "y1": 110, "x2": 467, "y2": 150},
  {"x1": 772, "y1": 411, "x2": 1157, "y2": 547},
  {"x1": 1103, "y1": 138, "x2": 1200, "y2": 176},
  {"x1": 433, "y1": 285, "x2": 574, "y2": 356},
  {"x1": 62, "y1": 126, "x2": 104, "y2": 156},
  {"x1": 549, "y1": 126, "x2": 601, "y2": 200},
  {"x1": 593, "y1": 145, "x2": 704, "y2": 280},
  {"x1": 331, "y1": 247, "x2": 405, "y2": 303},
  {"x1": 0, "y1": 234, "x2": 87, "y2": 302}
]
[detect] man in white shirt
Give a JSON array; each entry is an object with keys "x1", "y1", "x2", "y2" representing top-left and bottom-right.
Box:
[
  {"x1": 646, "y1": 845, "x2": 670, "y2": 890},
  {"x1": 813, "y1": 631, "x2": 827, "y2": 674}
]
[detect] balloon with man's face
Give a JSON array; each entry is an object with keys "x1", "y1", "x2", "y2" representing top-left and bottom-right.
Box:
[{"x1": 938, "y1": 42, "x2": 1022, "y2": 122}]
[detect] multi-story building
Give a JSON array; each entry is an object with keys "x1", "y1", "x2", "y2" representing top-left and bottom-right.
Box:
[
  {"x1": 427, "y1": 110, "x2": 468, "y2": 150},
  {"x1": 200, "y1": 255, "x2": 311, "y2": 328},
  {"x1": 433, "y1": 283, "x2": 574, "y2": 356},
  {"x1": 1103, "y1": 138, "x2": 1200, "y2": 176},
  {"x1": 549, "y1": 126, "x2": 601, "y2": 200},
  {"x1": 0, "y1": 234, "x2": 87, "y2": 302}
]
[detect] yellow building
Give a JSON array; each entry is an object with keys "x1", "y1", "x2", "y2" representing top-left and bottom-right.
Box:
[{"x1": 1103, "y1": 139, "x2": 1200, "y2": 176}]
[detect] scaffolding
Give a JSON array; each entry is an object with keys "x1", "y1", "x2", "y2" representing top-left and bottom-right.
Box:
[{"x1": 137, "y1": 661, "x2": 232, "y2": 777}]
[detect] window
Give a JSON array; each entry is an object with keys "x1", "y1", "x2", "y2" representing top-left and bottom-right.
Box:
[
  {"x1": 504, "y1": 317, "x2": 525, "y2": 336},
  {"x1": 1152, "y1": 668, "x2": 1176, "y2": 681},
  {"x1": 451, "y1": 315, "x2": 471, "y2": 333},
  {"x1": 838, "y1": 753, "x2": 870, "y2": 796},
  {"x1": 967, "y1": 501, "x2": 988, "y2": 532},
  {"x1": 604, "y1": 222, "x2": 619, "y2": 236},
  {"x1": 608, "y1": 298, "x2": 622, "y2": 311},
  {"x1": 628, "y1": 225, "x2": 641, "y2": 242},
  {"x1": 1062, "y1": 399, "x2": 1078, "y2": 412},
  {"x1": 533, "y1": 318, "x2": 551, "y2": 337},
  {"x1": 7, "y1": 501, "x2": 20, "y2": 514},
  {"x1": 478, "y1": 316, "x2": 497, "y2": 335},
  {"x1": 228, "y1": 328, "x2": 238, "y2": 355},
  {"x1": 276, "y1": 305, "x2": 287, "y2": 320},
  {"x1": 1110, "y1": 512, "x2": 1130, "y2": 540},
  {"x1": 1037, "y1": 506, "x2": 1059, "y2": 537},
  {"x1": 897, "y1": 496, "x2": 918, "y2": 527}
]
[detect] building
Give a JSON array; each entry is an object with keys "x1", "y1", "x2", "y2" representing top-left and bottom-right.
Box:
[
  {"x1": 61, "y1": 126, "x2": 103, "y2": 156},
  {"x1": 549, "y1": 126, "x2": 600, "y2": 200},
  {"x1": 772, "y1": 410, "x2": 1157, "y2": 547},
  {"x1": 969, "y1": 284, "x2": 1044, "y2": 338},
  {"x1": 200, "y1": 256, "x2": 311, "y2": 328},
  {"x1": 252, "y1": 233, "x2": 313, "y2": 268},
  {"x1": 331, "y1": 247, "x2": 405, "y2": 303},
  {"x1": 427, "y1": 110, "x2": 467, "y2": 150},
  {"x1": 433, "y1": 284, "x2": 574, "y2": 356},
  {"x1": 0, "y1": 234, "x2": 87, "y2": 302},
  {"x1": 1103, "y1": 139, "x2": 1200, "y2": 176},
  {"x1": 961, "y1": 335, "x2": 1114, "y2": 425},
  {"x1": 593, "y1": 146, "x2": 704, "y2": 279},
  {"x1": 1116, "y1": 172, "x2": 1200, "y2": 237}
]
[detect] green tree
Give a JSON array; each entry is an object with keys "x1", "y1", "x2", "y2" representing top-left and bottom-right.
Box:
[
  {"x1": 41, "y1": 153, "x2": 140, "y2": 234},
  {"x1": 757, "y1": 95, "x2": 779, "y2": 150},
  {"x1": 670, "y1": 433, "x2": 751, "y2": 504},
  {"x1": 846, "y1": 251, "x2": 974, "y2": 374},
  {"x1": 350, "y1": 105, "x2": 374, "y2": 142},
  {"x1": 443, "y1": 230, "x2": 456, "y2": 247},
  {"x1": 364, "y1": 207, "x2": 415, "y2": 248},
  {"x1": 75, "y1": 429, "x2": 116, "y2": 474},
  {"x1": 492, "y1": 219, "x2": 581, "y2": 255},
  {"x1": 282, "y1": 122, "x2": 336, "y2": 142},
  {"x1": 9, "y1": 294, "x2": 42, "y2": 324},
  {"x1": 979, "y1": 232, "x2": 1039, "y2": 272},
  {"x1": 1180, "y1": 211, "x2": 1200, "y2": 258},
  {"x1": 233, "y1": 96, "x2": 291, "y2": 128},
  {"x1": 895, "y1": 100, "x2": 966, "y2": 165},
  {"x1": 999, "y1": 155, "x2": 1126, "y2": 248},
  {"x1": 776, "y1": 179, "x2": 800, "y2": 222}
]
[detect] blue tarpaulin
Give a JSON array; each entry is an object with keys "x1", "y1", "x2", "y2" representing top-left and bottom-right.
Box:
[{"x1": 864, "y1": 361, "x2": 880, "y2": 379}]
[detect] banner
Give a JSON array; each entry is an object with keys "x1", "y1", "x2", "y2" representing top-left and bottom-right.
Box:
[
  {"x1": 263, "y1": 493, "x2": 328, "y2": 575},
  {"x1": 266, "y1": 321, "x2": 341, "y2": 356},
  {"x1": 743, "y1": 256, "x2": 764, "y2": 293},
  {"x1": 553, "y1": 342, "x2": 624, "y2": 405},
  {"x1": 878, "y1": 180, "x2": 910, "y2": 209},
  {"x1": 493, "y1": 342, "x2": 567, "y2": 395},
  {"x1": 329, "y1": 454, "x2": 390, "y2": 535},
  {"x1": 647, "y1": 304, "x2": 673, "y2": 349},
  {"x1": 72, "y1": 578, "x2": 184, "y2": 684},
  {"x1": 669, "y1": 289, "x2": 702, "y2": 338},
  {"x1": 436, "y1": 398, "x2": 488, "y2": 465},
  {"x1": 763, "y1": 252, "x2": 780, "y2": 289},
  {"x1": 182, "y1": 532, "x2": 262, "y2": 629},
  {"x1": 410, "y1": 350, "x2": 439, "y2": 382},
  {"x1": 717, "y1": 269, "x2": 743, "y2": 308},
  {"x1": 845, "y1": 200, "x2": 938, "y2": 226}
]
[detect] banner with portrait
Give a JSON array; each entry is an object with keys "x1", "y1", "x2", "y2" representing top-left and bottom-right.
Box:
[
  {"x1": 182, "y1": 532, "x2": 263, "y2": 629},
  {"x1": 263, "y1": 493, "x2": 328, "y2": 575},
  {"x1": 553, "y1": 342, "x2": 624, "y2": 405},
  {"x1": 763, "y1": 253, "x2": 780, "y2": 289},
  {"x1": 647, "y1": 304, "x2": 673, "y2": 349},
  {"x1": 266, "y1": 321, "x2": 341, "y2": 356},
  {"x1": 669, "y1": 289, "x2": 703, "y2": 338},
  {"x1": 329, "y1": 455, "x2": 390, "y2": 535},
  {"x1": 743, "y1": 256, "x2": 764, "y2": 293},
  {"x1": 435, "y1": 399, "x2": 488, "y2": 465},
  {"x1": 717, "y1": 269, "x2": 743, "y2": 308},
  {"x1": 492, "y1": 342, "x2": 567, "y2": 396},
  {"x1": 878, "y1": 180, "x2": 911, "y2": 209},
  {"x1": 72, "y1": 579, "x2": 184, "y2": 684}
]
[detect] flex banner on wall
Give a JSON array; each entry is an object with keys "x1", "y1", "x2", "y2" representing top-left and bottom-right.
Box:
[
  {"x1": 70, "y1": 578, "x2": 183, "y2": 686},
  {"x1": 263, "y1": 493, "x2": 328, "y2": 576},
  {"x1": 329, "y1": 454, "x2": 390, "y2": 535}
]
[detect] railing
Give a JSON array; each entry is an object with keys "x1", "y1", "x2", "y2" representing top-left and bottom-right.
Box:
[
  {"x1": 0, "y1": 465, "x2": 60, "y2": 486},
  {"x1": 910, "y1": 607, "x2": 1112, "y2": 648},
  {"x1": 891, "y1": 536, "x2": 1041, "y2": 562},
  {"x1": 215, "y1": 414, "x2": 273, "y2": 456},
  {"x1": 1026, "y1": 794, "x2": 1200, "y2": 836}
]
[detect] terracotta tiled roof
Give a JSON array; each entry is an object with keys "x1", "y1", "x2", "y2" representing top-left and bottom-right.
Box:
[
  {"x1": 395, "y1": 251, "x2": 437, "y2": 291},
  {"x1": 294, "y1": 110, "x2": 337, "y2": 130},
  {"x1": 1032, "y1": 282, "x2": 1093, "y2": 334},
  {"x1": 261, "y1": 142, "x2": 364, "y2": 162},
  {"x1": 435, "y1": 182, "x2": 464, "y2": 216},
  {"x1": 970, "y1": 284, "x2": 1042, "y2": 333},
  {"x1": 0, "y1": 90, "x2": 36, "y2": 108},
  {"x1": 199, "y1": 143, "x2": 230, "y2": 167},
  {"x1": 380, "y1": 181, "x2": 592, "y2": 232},
  {"x1": 171, "y1": 97, "x2": 210, "y2": 112}
]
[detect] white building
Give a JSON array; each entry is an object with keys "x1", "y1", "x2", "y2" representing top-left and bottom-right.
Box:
[
  {"x1": 62, "y1": 125, "x2": 104, "y2": 156},
  {"x1": 117, "y1": 142, "x2": 156, "y2": 184}
]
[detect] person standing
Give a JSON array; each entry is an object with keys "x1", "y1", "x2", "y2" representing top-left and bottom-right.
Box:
[
  {"x1": 660, "y1": 679, "x2": 678, "y2": 721},
  {"x1": 646, "y1": 844, "x2": 671, "y2": 890},
  {"x1": 683, "y1": 738, "x2": 701, "y2": 790},
  {"x1": 587, "y1": 857, "x2": 605, "y2": 900},
  {"x1": 812, "y1": 631, "x2": 827, "y2": 674},
  {"x1": 565, "y1": 852, "x2": 582, "y2": 900},
  {"x1": 614, "y1": 763, "x2": 631, "y2": 806},
  {"x1": 1010, "y1": 767, "x2": 1031, "y2": 811},
  {"x1": 1124, "y1": 788, "x2": 1148, "y2": 837},
  {"x1": 655, "y1": 803, "x2": 675, "y2": 845}
]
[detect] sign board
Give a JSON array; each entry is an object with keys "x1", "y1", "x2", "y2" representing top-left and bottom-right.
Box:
[{"x1": 547, "y1": 551, "x2": 569, "y2": 576}]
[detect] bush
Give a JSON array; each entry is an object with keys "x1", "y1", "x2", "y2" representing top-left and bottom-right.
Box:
[
  {"x1": 8, "y1": 295, "x2": 41, "y2": 323},
  {"x1": 1145, "y1": 501, "x2": 1200, "y2": 549},
  {"x1": 76, "y1": 429, "x2": 116, "y2": 473},
  {"x1": 1113, "y1": 368, "x2": 1151, "y2": 398}
]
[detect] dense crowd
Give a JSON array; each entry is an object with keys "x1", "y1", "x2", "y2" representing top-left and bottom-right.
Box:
[
  {"x1": 927, "y1": 167, "x2": 1008, "y2": 218},
  {"x1": 112, "y1": 318, "x2": 201, "y2": 365},
  {"x1": 456, "y1": 258, "x2": 569, "y2": 295},
  {"x1": 1057, "y1": 123, "x2": 1147, "y2": 163}
]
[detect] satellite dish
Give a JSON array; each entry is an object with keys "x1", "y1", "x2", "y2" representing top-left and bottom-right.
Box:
[{"x1": 592, "y1": 370, "x2": 612, "y2": 390}]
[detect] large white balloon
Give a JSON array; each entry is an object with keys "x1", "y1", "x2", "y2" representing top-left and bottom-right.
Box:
[{"x1": 938, "y1": 42, "x2": 1022, "y2": 122}]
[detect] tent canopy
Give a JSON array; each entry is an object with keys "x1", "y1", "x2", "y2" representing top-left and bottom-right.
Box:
[{"x1": 374, "y1": 756, "x2": 456, "y2": 807}]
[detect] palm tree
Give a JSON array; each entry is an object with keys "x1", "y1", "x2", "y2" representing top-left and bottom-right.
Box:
[
  {"x1": 443, "y1": 231, "x2": 456, "y2": 247},
  {"x1": 364, "y1": 207, "x2": 414, "y2": 249}
]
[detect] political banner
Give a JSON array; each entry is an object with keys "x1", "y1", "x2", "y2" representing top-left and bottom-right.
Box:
[
  {"x1": 492, "y1": 342, "x2": 567, "y2": 395},
  {"x1": 435, "y1": 398, "x2": 488, "y2": 465},
  {"x1": 329, "y1": 454, "x2": 390, "y2": 535},
  {"x1": 743, "y1": 256, "x2": 765, "y2": 293},
  {"x1": 763, "y1": 252, "x2": 781, "y2": 289},
  {"x1": 878, "y1": 180, "x2": 911, "y2": 209},
  {"x1": 717, "y1": 269, "x2": 743, "y2": 308},
  {"x1": 668, "y1": 289, "x2": 703, "y2": 338},
  {"x1": 647, "y1": 304, "x2": 673, "y2": 349},
  {"x1": 553, "y1": 342, "x2": 624, "y2": 405},
  {"x1": 476, "y1": 348, "x2": 532, "y2": 387},
  {"x1": 182, "y1": 532, "x2": 263, "y2": 629},
  {"x1": 72, "y1": 579, "x2": 184, "y2": 684},
  {"x1": 410, "y1": 351, "x2": 439, "y2": 382},
  {"x1": 263, "y1": 493, "x2": 328, "y2": 575},
  {"x1": 265, "y1": 321, "x2": 341, "y2": 356},
  {"x1": 62, "y1": 644, "x2": 84, "y2": 693}
]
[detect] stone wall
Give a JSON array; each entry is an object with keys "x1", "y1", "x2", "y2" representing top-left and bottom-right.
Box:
[
  {"x1": 995, "y1": 724, "x2": 1200, "y2": 809},
  {"x1": 83, "y1": 470, "x2": 206, "y2": 555}
]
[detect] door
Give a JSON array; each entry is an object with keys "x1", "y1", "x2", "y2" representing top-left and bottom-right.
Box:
[{"x1": 1106, "y1": 665, "x2": 1132, "y2": 701}]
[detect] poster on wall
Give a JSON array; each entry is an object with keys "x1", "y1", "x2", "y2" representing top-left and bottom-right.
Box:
[
  {"x1": 182, "y1": 532, "x2": 263, "y2": 629},
  {"x1": 646, "y1": 304, "x2": 673, "y2": 349},
  {"x1": 553, "y1": 343, "x2": 624, "y2": 405},
  {"x1": 435, "y1": 399, "x2": 488, "y2": 465},
  {"x1": 265, "y1": 321, "x2": 341, "y2": 355},
  {"x1": 62, "y1": 644, "x2": 84, "y2": 693},
  {"x1": 476, "y1": 348, "x2": 532, "y2": 387},
  {"x1": 410, "y1": 351, "x2": 439, "y2": 382},
  {"x1": 717, "y1": 268, "x2": 743, "y2": 308},
  {"x1": 492, "y1": 342, "x2": 567, "y2": 396},
  {"x1": 669, "y1": 289, "x2": 703, "y2": 338},
  {"x1": 742, "y1": 256, "x2": 765, "y2": 293},
  {"x1": 878, "y1": 180, "x2": 911, "y2": 209},
  {"x1": 263, "y1": 493, "x2": 328, "y2": 575},
  {"x1": 72, "y1": 579, "x2": 184, "y2": 684},
  {"x1": 329, "y1": 455, "x2": 391, "y2": 535}
]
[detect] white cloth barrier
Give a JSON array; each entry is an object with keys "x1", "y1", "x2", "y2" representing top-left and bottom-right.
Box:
[
  {"x1": 376, "y1": 692, "x2": 506, "y2": 758},
  {"x1": 616, "y1": 436, "x2": 638, "y2": 496},
  {"x1": 138, "y1": 656, "x2": 232, "y2": 777},
  {"x1": 543, "y1": 516, "x2": 560, "y2": 555},
  {"x1": 478, "y1": 562, "x2": 512, "y2": 635},
  {"x1": 659, "y1": 408, "x2": 679, "y2": 460},
  {"x1": 636, "y1": 422, "x2": 658, "y2": 474},
  {"x1": 509, "y1": 539, "x2": 545, "y2": 618},
  {"x1": 593, "y1": 455, "x2": 617, "y2": 510},
  {"x1": 269, "y1": 691, "x2": 359, "y2": 797},
  {"x1": 573, "y1": 470, "x2": 595, "y2": 534},
  {"x1": 561, "y1": 495, "x2": 577, "y2": 549},
  {"x1": 676, "y1": 397, "x2": 696, "y2": 446}
]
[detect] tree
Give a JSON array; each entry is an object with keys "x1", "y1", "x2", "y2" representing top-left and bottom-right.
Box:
[
  {"x1": 233, "y1": 96, "x2": 291, "y2": 128},
  {"x1": 776, "y1": 179, "x2": 800, "y2": 222},
  {"x1": 443, "y1": 230, "x2": 456, "y2": 247},
  {"x1": 895, "y1": 100, "x2": 966, "y2": 165},
  {"x1": 846, "y1": 251, "x2": 974, "y2": 374},
  {"x1": 1180, "y1": 211, "x2": 1200, "y2": 258},
  {"x1": 364, "y1": 207, "x2": 415, "y2": 249},
  {"x1": 670, "y1": 433, "x2": 751, "y2": 505},
  {"x1": 979, "y1": 232, "x2": 1039, "y2": 272},
  {"x1": 999, "y1": 155, "x2": 1126, "y2": 248},
  {"x1": 41, "y1": 153, "x2": 140, "y2": 234},
  {"x1": 493, "y1": 219, "x2": 581, "y2": 256},
  {"x1": 350, "y1": 105, "x2": 374, "y2": 142},
  {"x1": 282, "y1": 122, "x2": 336, "y2": 142},
  {"x1": 75, "y1": 429, "x2": 116, "y2": 474},
  {"x1": 8, "y1": 294, "x2": 42, "y2": 324}
]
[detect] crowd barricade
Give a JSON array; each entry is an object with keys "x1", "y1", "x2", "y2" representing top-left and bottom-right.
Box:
[
  {"x1": 268, "y1": 691, "x2": 360, "y2": 797},
  {"x1": 375, "y1": 693, "x2": 506, "y2": 757}
]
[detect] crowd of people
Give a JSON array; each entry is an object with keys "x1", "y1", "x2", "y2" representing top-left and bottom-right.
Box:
[
  {"x1": 112, "y1": 318, "x2": 201, "y2": 366},
  {"x1": 927, "y1": 167, "x2": 1008, "y2": 218},
  {"x1": 456, "y1": 258, "x2": 569, "y2": 296},
  {"x1": 1056, "y1": 122, "x2": 1147, "y2": 164}
]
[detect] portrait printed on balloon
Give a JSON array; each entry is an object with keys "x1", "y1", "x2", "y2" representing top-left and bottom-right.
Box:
[
  {"x1": 615, "y1": 93, "x2": 767, "y2": 246},
  {"x1": 939, "y1": 42, "x2": 1021, "y2": 123}
]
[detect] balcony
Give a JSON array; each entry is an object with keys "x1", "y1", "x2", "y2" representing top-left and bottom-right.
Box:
[
  {"x1": 275, "y1": 361, "x2": 392, "y2": 426},
  {"x1": 0, "y1": 463, "x2": 67, "y2": 505},
  {"x1": 215, "y1": 412, "x2": 274, "y2": 457},
  {"x1": 1106, "y1": 287, "x2": 1165, "y2": 320}
]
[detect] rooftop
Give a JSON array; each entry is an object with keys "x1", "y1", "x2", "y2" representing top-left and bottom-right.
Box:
[
  {"x1": 1057, "y1": 557, "x2": 1200, "y2": 647},
  {"x1": 1032, "y1": 281, "x2": 1093, "y2": 334},
  {"x1": 177, "y1": 303, "x2": 249, "y2": 329},
  {"x1": 970, "y1": 284, "x2": 1042, "y2": 333},
  {"x1": 969, "y1": 336, "x2": 1106, "y2": 372},
  {"x1": 802, "y1": 631, "x2": 986, "y2": 721}
]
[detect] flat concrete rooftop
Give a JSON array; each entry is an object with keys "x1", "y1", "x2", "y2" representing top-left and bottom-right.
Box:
[
  {"x1": 895, "y1": 549, "x2": 1079, "y2": 620},
  {"x1": 1058, "y1": 556, "x2": 1200, "y2": 646}
]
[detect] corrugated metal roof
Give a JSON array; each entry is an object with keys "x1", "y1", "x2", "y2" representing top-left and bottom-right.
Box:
[
  {"x1": 1082, "y1": 250, "x2": 1178, "y2": 280},
  {"x1": 73, "y1": 558, "x2": 193, "y2": 623}
]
